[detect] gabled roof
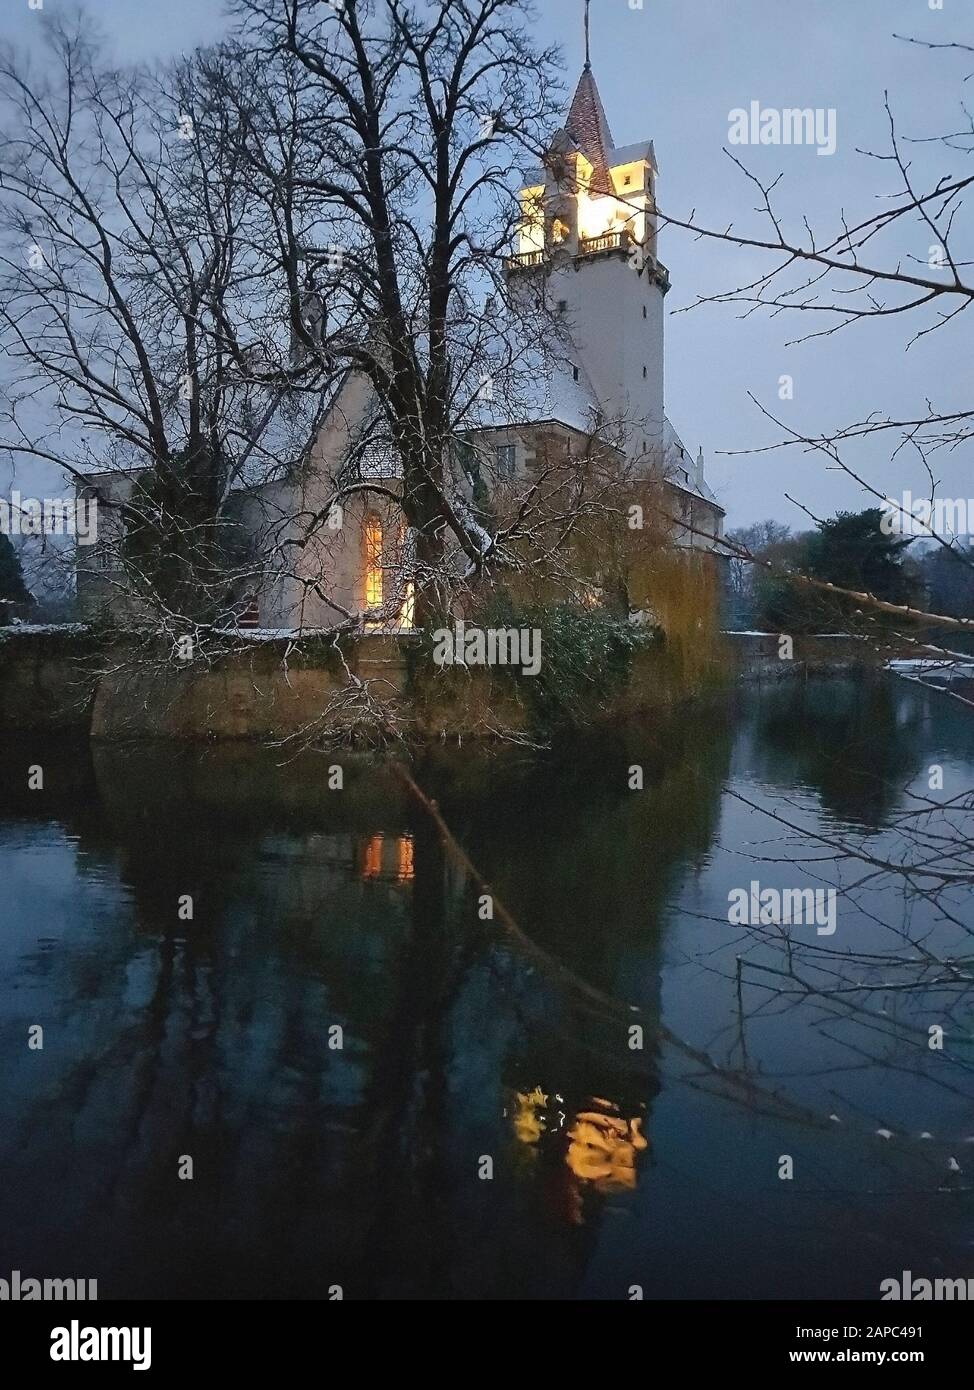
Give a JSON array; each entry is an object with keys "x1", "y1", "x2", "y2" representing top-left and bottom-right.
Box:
[
  {"x1": 662, "y1": 418, "x2": 723, "y2": 512},
  {"x1": 521, "y1": 80, "x2": 657, "y2": 191},
  {"x1": 465, "y1": 342, "x2": 604, "y2": 438},
  {"x1": 610, "y1": 140, "x2": 658, "y2": 176}
]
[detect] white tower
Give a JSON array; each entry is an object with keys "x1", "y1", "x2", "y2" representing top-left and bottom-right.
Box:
[{"x1": 506, "y1": 36, "x2": 669, "y2": 463}]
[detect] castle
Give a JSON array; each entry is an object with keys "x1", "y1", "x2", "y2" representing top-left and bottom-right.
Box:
[{"x1": 78, "y1": 55, "x2": 724, "y2": 631}]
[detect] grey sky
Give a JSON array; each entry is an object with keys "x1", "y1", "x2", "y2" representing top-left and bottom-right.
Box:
[{"x1": 0, "y1": 0, "x2": 970, "y2": 533}]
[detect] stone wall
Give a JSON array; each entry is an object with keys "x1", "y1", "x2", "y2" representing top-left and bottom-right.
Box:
[
  {"x1": 3, "y1": 626, "x2": 906, "y2": 742},
  {"x1": 0, "y1": 628, "x2": 413, "y2": 739},
  {"x1": 0, "y1": 625, "x2": 101, "y2": 731},
  {"x1": 89, "y1": 635, "x2": 410, "y2": 740}
]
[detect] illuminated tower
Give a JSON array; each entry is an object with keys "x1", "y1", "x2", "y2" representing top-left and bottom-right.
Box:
[{"x1": 507, "y1": 19, "x2": 668, "y2": 461}]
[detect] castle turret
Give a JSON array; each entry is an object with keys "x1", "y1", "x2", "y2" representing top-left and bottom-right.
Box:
[{"x1": 507, "y1": 56, "x2": 669, "y2": 463}]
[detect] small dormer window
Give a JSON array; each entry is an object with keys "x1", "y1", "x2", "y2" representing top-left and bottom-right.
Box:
[{"x1": 623, "y1": 174, "x2": 632, "y2": 187}]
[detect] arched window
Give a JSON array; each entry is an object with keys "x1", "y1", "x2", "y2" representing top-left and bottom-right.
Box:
[
  {"x1": 550, "y1": 216, "x2": 571, "y2": 245},
  {"x1": 364, "y1": 514, "x2": 383, "y2": 609}
]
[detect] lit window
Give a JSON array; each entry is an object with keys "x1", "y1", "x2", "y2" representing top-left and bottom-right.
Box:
[{"x1": 364, "y1": 514, "x2": 383, "y2": 608}]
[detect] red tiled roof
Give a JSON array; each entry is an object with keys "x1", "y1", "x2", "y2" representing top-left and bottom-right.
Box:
[{"x1": 564, "y1": 68, "x2": 615, "y2": 196}]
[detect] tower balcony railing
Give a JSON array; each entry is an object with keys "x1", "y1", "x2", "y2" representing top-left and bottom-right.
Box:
[
  {"x1": 504, "y1": 248, "x2": 547, "y2": 272},
  {"x1": 504, "y1": 231, "x2": 669, "y2": 291},
  {"x1": 504, "y1": 232, "x2": 631, "y2": 270},
  {"x1": 577, "y1": 228, "x2": 634, "y2": 257}
]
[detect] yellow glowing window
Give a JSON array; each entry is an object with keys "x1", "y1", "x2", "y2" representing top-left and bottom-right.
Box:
[{"x1": 364, "y1": 515, "x2": 383, "y2": 608}]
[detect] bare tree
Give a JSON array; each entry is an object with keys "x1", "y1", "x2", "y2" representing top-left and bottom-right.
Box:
[
  {"x1": 656, "y1": 33, "x2": 974, "y2": 665},
  {"x1": 619, "y1": 30, "x2": 974, "y2": 1127},
  {"x1": 216, "y1": 0, "x2": 670, "y2": 627},
  {"x1": 1, "y1": 0, "x2": 677, "y2": 653},
  {"x1": 0, "y1": 12, "x2": 334, "y2": 627}
]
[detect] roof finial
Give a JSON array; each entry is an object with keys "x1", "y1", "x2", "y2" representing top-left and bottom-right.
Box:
[{"x1": 584, "y1": 0, "x2": 592, "y2": 71}]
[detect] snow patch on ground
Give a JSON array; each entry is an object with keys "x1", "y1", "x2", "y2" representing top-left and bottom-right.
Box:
[{"x1": 0, "y1": 622, "x2": 89, "y2": 639}]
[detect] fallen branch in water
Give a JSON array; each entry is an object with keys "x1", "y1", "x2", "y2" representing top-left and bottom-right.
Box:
[{"x1": 389, "y1": 760, "x2": 974, "y2": 1169}]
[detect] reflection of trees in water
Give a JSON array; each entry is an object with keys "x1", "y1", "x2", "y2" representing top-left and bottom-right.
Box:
[
  {"x1": 6, "y1": 684, "x2": 970, "y2": 1296},
  {"x1": 423, "y1": 712, "x2": 732, "y2": 1010},
  {"x1": 707, "y1": 682, "x2": 974, "y2": 1184},
  {"x1": 2, "y1": 708, "x2": 794, "y2": 1298},
  {"x1": 743, "y1": 678, "x2": 923, "y2": 827},
  {"x1": 345, "y1": 791, "x2": 664, "y2": 1299},
  {"x1": 1, "y1": 739, "x2": 679, "y2": 1297},
  {"x1": 0, "y1": 750, "x2": 421, "y2": 1294}
]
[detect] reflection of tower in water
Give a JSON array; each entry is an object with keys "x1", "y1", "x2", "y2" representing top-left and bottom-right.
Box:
[{"x1": 512, "y1": 1087, "x2": 650, "y2": 1227}]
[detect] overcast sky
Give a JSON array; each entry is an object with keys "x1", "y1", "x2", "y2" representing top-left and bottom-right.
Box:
[{"x1": 1, "y1": 0, "x2": 970, "y2": 532}]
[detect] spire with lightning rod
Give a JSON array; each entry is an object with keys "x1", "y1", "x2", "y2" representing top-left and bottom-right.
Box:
[{"x1": 584, "y1": 0, "x2": 592, "y2": 71}]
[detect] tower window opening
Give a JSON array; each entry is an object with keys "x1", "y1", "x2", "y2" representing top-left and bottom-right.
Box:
[
  {"x1": 643, "y1": 365, "x2": 648, "y2": 379},
  {"x1": 571, "y1": 363, "x2": 580, "y2": 382},
  {"x1": 643, "y1": 305, "x2": 648, "y2": 319},
  {"x1": 557, "y1": 299, "x2": 568, "y2": 313}
]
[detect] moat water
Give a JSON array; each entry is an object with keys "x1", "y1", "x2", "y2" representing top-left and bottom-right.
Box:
[{"x1": 1, "y1": 677, "x2": 972, "y2": 1299}]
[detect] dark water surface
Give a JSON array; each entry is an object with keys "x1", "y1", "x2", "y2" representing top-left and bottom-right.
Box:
[{"x1": 1, "y1": 677, "x2": 972, "y2": 1300}]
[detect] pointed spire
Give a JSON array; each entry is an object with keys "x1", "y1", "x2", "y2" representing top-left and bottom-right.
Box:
[{"x1": 565, "y1": 65, "x2": 614, "y2": 195}]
